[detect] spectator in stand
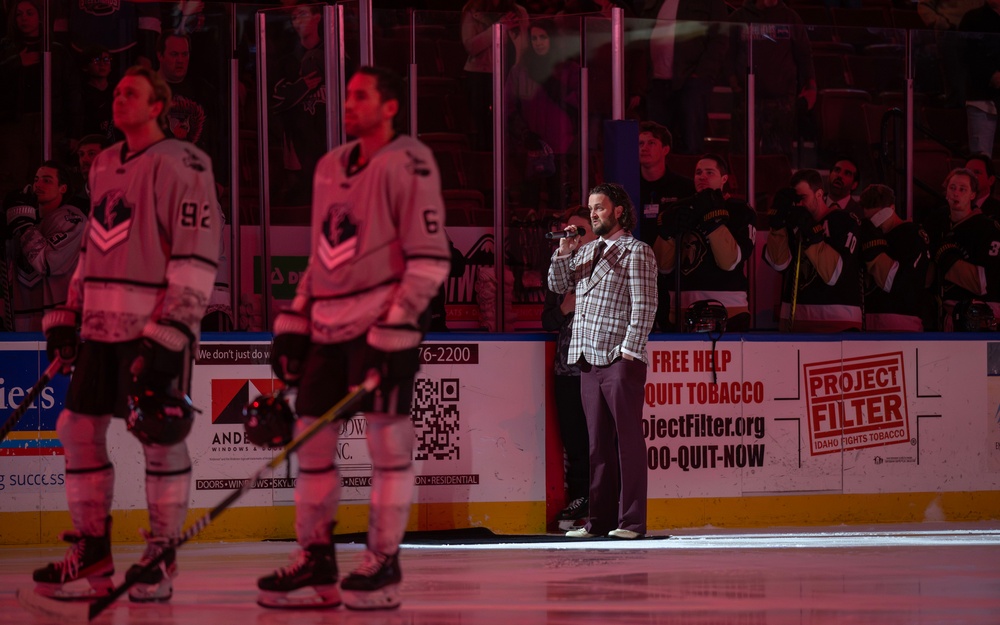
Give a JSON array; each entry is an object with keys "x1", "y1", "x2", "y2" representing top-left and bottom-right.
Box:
[
  {"x1": 505, "y1": 18, "x2": 581, "y2": 212},
  {"x1": 637, "y1": 121, "x2": 695, "y2": 246},
  {"x1": 157, "y1": 30, "x2": 223, "y2": 183},
  {"x1": 727, "y1": 0, "x2": 816, "y2": 160},
  {"x1": 0, "y1": 0, "x2": 50, "y2": 197},
  {"x1": 825, "y1": 157, "x2": 862, "y2": 220},
  {"x1": 52, "y1": 0, "x2": 160, "y2": 70},
  {"x1": 5, "y1": 161, "x2": 86, "y2": 331},
  {"x1": 639, "y1": 0, "x2": 729, "y2": 155},
  {"x1": 271, "y1": 2, "x2": 328, "y2": 205},
  {"x1": 73, "y1": 46, "x2": 116, "y2": 145},
  {"x1": 918, "y1": 0, "x2": 983, "y2": 106},
  {"x1": 637, "y1": 121, "x2": 694, "y2": 330},
  {"x1": 960, "y1": 0, "x2": 1000, "y2": 157},
  {"x1": 541, "y1": 205, "x2": 594, "y2": 532},
  {"x1": 74, "y1": 134, "x2": 104, "y2": 204},
  {"x1": 933, "y1": 167, "x2": 1000, "y2": 328},
  {"x1": 166, "y1": 0, "x2": 209, "y2": 35},
  {"x1": 918, "y1": 0, "x2": 983, "y2": 30},
  {"x1": 857, "y1": 184, "x2": 931, "y2": 332},
  {"x1": 763, "y1": 169, "x2": 863, "y2": 332},
  {"x1": 654, "y1": 153, "x2": 756, "y2": 331},
  {"x1": 66, "y1": 135, "x2": 107, "y2": 215},
  {"x1": 966, "y1": 153, "x2": 1000, "y2": 217},
  {"x1": 461, "y1": 0, "x2": 528, "y2": 150}
]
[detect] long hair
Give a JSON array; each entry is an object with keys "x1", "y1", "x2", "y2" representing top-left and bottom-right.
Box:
[
  {"x1": 520, "y1": 19, "x2": 560, "y2": 83},
  {"x1": 6, "y1": 0, "x2": 41, "y2": 43},
  {"x1": 589, "y1": 182, "x2": 636, "y2": 232}
]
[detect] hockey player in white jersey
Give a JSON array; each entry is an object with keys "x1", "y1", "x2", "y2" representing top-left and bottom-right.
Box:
[
  {"x1": 257, "y1": 66, "x2": 450, "y2": 610},
  {"x1": 5, "y1": 162, "x2": 87, "y2": 331},
  {"x1": 30, "y1": 66, "x2": 220, "y2": 603}
]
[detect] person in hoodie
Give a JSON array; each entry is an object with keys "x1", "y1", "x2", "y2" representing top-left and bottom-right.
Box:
[{"x1": 726, "y1": 0, "x2": 817, "y2": 160}]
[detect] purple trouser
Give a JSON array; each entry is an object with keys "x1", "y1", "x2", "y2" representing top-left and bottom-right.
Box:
[{"x1": 580, "y1": 357, "x2": 648, "y2": 535}]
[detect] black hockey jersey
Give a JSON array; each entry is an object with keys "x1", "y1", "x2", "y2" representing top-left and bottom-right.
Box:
[
  {"x1": 766, "y1": 208, "x2": 863, "y2": 330},
  {"x1": 942, "y1": 212, "x2": 1000, "y2": 306},
  {"x1": 660, "y1": 198, "x2": 757, "y2": 318},
  {"x1": 864, "y1": 221, "x2": 929, "y2": 331}
]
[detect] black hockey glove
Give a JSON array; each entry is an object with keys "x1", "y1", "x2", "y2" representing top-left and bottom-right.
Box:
[
  {"x1": 787, "y1": 207, "x2": 824, "y2": 247},
  {"x1": 131, "y1": 320, "x2": 192, "y2": 394},
  {"x1": 363, "y1": 320, "x2": 424, "y2": 388},
  {"x1": 657, "y1": 202, "x2": 698, "y2": 240},
  {"x1": 5, "y1": 189, "x2": 38, "y2": 239},
  {"x1": 42, "y1": 307, "x2": 79, "y2": 374},
  {"x1": 693, "y1": 189, "x2": 729, "y2": 237},
  {"x1": 934, "y1": 235, "x2": 965, "y2": 276},
  {"x1": 858, "y1": 220, "x2": 889, "y2": 263},
  {"x1": 270, "y1": 312, "x2": 311, "y2": 386},
  {"x1": 767, "y1": 187, "x2": 798, "y2": 230}
]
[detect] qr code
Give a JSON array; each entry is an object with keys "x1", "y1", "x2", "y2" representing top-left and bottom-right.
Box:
[{"x1": 413, "y1": 377, "x2": 460, "y2": 460}]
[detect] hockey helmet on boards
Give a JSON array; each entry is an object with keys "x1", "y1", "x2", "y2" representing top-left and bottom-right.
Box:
[
  {"x1": 243, "y1": 391, "x2": 295, "y2": 448},
  {"x1": 127, "y1": 388, "x2": 196, "y2": 446}
]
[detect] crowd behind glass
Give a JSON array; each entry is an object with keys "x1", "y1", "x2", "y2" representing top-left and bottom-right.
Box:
[{"x1": 1, "y1": 0, "x2": 998, "y2": 334}]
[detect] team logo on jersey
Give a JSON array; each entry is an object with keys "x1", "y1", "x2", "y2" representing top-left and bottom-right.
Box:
[
  {"x1": 182, "y1": 147, "x2": 206, "y2": 172},
  {"x1": 679, "y1": 231, "x2": 709, "y2": 276},
  {"x1": 17, "y1": 263, "x2": 40, "y2": 288},
  {"x1": 318, "y1": 203, "x2": 358, "y2": 271},
  {"x1": 405, "y1": 150, "x2": 433, "y2": 178},
  {"x1": 90, "y1": 190, "x2": 133, "y2": 252},
  {"x1": 80, "y1": 0, "x2": 120, "y2": 17}
]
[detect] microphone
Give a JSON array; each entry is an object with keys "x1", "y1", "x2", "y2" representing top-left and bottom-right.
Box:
[{"x1": 545, "y1": 226, "x2": 585, "y2": 240}]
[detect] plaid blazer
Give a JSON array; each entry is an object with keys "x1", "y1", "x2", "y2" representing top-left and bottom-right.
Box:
[{"x1": 548, "y1": 233, "x2": 658, "y2": 367}]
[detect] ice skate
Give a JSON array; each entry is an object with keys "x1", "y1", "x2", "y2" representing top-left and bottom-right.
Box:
[
  {"x1": 257, "y1": 544, "x2": 341, "y2": 609},
  {"x1": 31, "y1": 519, "x2": 114, "y2": 601},
  {"x1": 341, "y1": 549, "x2": 402, "y2": 611},
  {"x1": 556, "y1": 496, "x2": 588, "y2": 531},
  {"x1": 125, "y1": 530, "x2": 177, "y2": 603}
]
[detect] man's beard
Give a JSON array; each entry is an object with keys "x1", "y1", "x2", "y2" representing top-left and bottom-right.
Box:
[{"x1": 593, "y1": 216, "x2": 618, "y2": 236}]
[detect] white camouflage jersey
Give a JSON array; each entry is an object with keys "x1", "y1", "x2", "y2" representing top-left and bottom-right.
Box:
[
  {"x1": 292, "y1": 135, "x2": 451, "y2": 343},
  {"x1": 10, "y1": 203, "x2": 87, "y2": 330},
  {"x1": 67, "y1": 138, "x2": 221, "y2": 342}
]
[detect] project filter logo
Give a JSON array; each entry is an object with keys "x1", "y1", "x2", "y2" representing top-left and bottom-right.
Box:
[{"x1": 804, "y1": 352, "x2": 910, "y2": 456}]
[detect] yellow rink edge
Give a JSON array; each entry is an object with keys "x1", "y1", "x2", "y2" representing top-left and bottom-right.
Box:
[{"x1": 2, "y1": 491, "x2": 998, "y2": 546}]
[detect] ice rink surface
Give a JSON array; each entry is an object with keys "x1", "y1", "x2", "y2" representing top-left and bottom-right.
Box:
[{"x1": 2, "y1": 522, "x2": 999, "y2": 625}]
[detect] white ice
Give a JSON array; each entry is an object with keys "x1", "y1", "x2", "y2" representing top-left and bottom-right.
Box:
[{"x1": 2, "y1": 522, "x2": 998, "y2": 624}]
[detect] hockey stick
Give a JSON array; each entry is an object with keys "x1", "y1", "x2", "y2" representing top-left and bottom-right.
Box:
[
  {"x1": 17, "y1": 371, "x2": 380, "y2": 622},
  {"x1": 0, "y1": 359, "x2": 61, "y2": 443},
  {"x1": 789, "y1": 237, "x2": 803, "y2": 330}
]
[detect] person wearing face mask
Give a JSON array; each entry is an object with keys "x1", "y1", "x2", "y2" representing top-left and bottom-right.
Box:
[
  {"x1": 856, "y1": 184, "x2": 931, "y2": 332},
  {"x1": 933, "y1": 167, "x2": 1000, "y2": 329}
]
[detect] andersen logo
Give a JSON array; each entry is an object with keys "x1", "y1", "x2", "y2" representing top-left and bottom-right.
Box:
[{"x1": 210, "y1": 378, "x2": 282, "y2": 425}]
